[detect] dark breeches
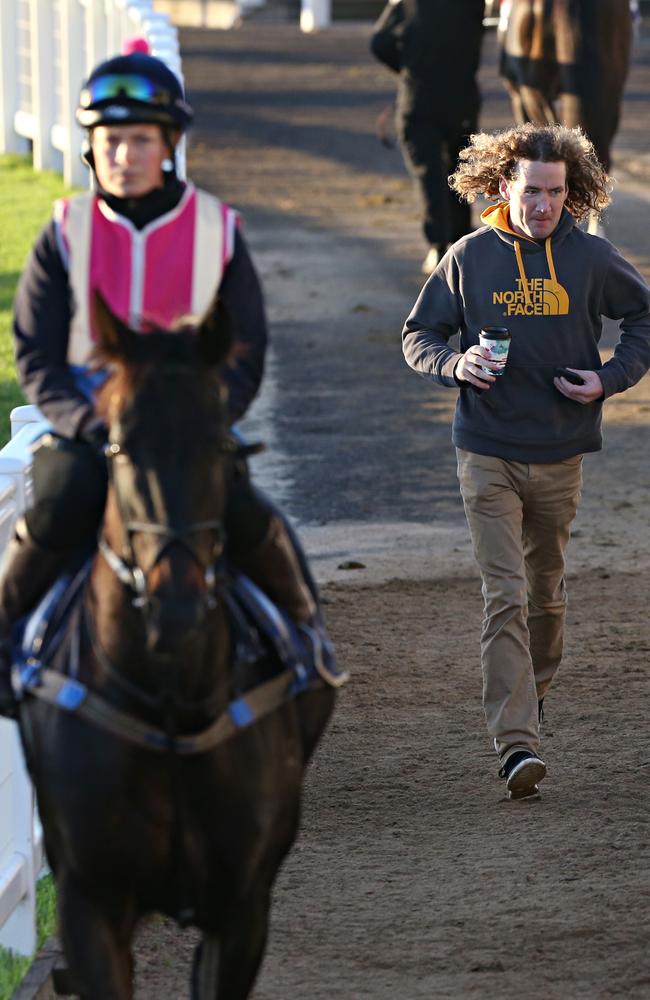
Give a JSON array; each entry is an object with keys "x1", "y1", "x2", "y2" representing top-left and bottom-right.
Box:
[
  {"x1": 24, "y1": 435, "x2": 275, "y2": 561},
  {"x1": 396, "y1": 83, "x2": 478, "y2": 249},
  {"x1": 398, "y1": 111, "x2": 476, "y2": 247},
  {"x1": 25, "y1": 436, "x2": 108, "y2": 550}
]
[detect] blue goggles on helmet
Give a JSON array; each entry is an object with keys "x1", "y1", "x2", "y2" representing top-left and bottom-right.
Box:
[{"x1": 79, "y1": 74, "x2": 174, "y2": 108}]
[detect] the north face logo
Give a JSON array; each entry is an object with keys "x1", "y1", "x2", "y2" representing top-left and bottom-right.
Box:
[{"x1": 493, "y1": 277, "x2": 570, "y2": 316}]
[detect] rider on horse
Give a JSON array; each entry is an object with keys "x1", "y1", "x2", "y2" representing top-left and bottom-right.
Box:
[{"x1": 0, "y1": 42, "x2": 339, "y2": 717}]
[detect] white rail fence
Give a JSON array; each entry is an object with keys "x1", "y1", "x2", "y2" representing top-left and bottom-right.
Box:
[
  {"x1": 0, "y1": 0, "x2": 183, "y2": 187},
  {"x1": 0, "y1": 406, "x2": 50, "y2": 959},
  {"x1": 155, "y1": 1, "x2": 332, "y2": 32}
]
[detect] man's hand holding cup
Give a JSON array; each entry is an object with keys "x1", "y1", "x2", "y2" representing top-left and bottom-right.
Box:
[{"x1": 455, "y1": 327, "x2": 511, "y2": 390}]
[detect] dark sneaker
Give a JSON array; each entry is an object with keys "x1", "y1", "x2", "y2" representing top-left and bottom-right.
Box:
[{"x1": 499, "y1": 750, "x2": 546, "y2": 798}]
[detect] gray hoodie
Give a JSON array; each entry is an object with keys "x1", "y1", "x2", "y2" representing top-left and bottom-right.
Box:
[{"x1": 402, "y1": 204, "x2": 650, "y2": 462}]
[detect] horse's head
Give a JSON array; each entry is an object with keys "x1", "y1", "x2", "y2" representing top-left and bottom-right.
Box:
[{"x1": 93, "y1": 292, "x2": 233, "y2": 657}]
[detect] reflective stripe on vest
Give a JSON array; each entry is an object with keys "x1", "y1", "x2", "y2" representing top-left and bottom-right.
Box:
[{"x1": 54, "y1": 185, "x2": 236, "y2": 367}]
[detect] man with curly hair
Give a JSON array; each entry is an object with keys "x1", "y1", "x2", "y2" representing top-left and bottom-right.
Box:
[{"x1": 402, "y1": 123, "x2": 650, "y2": 800}]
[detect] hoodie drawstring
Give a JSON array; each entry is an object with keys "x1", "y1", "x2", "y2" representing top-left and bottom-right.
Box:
[
  {"x1": 545, "y1": 237, "x2": 559, "y2": 284},
  {"x1": 514, "y1": 240, "x2": 533, "y2": 309}
]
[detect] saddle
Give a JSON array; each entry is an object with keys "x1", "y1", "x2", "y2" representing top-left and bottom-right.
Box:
[{"x1": 13, "y1": 562, "x2": 345, "y2": 753}]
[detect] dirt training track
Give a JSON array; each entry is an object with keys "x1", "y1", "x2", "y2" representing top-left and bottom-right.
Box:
[{"x1": 129, "y1": 21, "x2": 650, "y2": 1000}]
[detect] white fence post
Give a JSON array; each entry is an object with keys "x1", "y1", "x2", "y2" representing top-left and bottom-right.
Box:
[
  {"x1": 58, "y1": 0, "x2": 87, "y2": 187},
  {"x1": 0, "y1": 0, "x2": 27, "y2": 154},
  {"x1": 84, "y1": 0, "x2": 108, "y2": 73},
  {"x1": 29, "y1": 0, "x2": 58, "y2": 170},
  {"x1": 301, "y1": 0, "x2": 331, "y2": 32},
  {"x1": 0, "y1": 722, "x2": 38, "y2": 957},
  {"x1": 128, "y1": 3, "x2": 186, "y2": 176},
  {"x1": 104, "y1": 0, "x2": 121, "y2": 56}
]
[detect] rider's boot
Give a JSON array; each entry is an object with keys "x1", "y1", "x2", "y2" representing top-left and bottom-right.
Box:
[
  {"x1": 0, "y1": 520, "x2": 71, "y2": 717},
  {"x1": 237, "y1": 514, "x2": 317, "y2": 622},
  {"x1": 236, "y1": 516, "x2": 348, "y2": 686}
]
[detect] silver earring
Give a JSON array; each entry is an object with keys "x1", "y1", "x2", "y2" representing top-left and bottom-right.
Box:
[{"x1": 161, "y1": 157, "x2": 174, "y2": 173}]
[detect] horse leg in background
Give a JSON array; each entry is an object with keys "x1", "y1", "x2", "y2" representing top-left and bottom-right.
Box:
[
  {"x1": 191, "y1": 891, "x2": 272, "y2": 1000},
  {"x1": 502, "y1": 79, "x2": 532, "y2": 126},
  {"x1": 518, "y1": 85, "x2": 557, "y2": 125},
  {"x1": 57, "y1": 873, "x2": 135, "y2": 1000},
  {"x1": 502, "y1": 77, "x2": 556, "y2": 127}
]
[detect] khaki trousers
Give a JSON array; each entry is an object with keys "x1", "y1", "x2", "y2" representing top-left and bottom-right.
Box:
[{"x1": 456, "y1": 448, "x2": 583, "y2": 759}]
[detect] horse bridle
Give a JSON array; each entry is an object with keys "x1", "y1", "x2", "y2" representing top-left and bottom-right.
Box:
[{"x1": 98, "y1": 437, "x2": 228, "y2": 614}]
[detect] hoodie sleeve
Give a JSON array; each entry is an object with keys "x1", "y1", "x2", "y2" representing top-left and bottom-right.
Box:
[
  {"x1": 13, "y1": 220, "x2": 97, "y2": 438},
  {"x1": 598, "y1": 247, "x2": 650, "y2": 398},
  {"x1": 402, "y1": 251, "x2": 464, "y2": 387}
]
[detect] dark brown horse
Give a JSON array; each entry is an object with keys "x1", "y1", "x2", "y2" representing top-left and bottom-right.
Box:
[
  {"x1": 499, "y1": 0, "x2": 632, "y2": 172},
  {"x1": 18, "y1": 297, "x2": 336, "y2": 999}
]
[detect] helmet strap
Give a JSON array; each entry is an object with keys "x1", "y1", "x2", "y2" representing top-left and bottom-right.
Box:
[
  {"x1": 81, "y1": 134, "x2": 95, "y2": 170},
  {"x1": 161, "y1": 125, "x2": 181, "y2": 184}
]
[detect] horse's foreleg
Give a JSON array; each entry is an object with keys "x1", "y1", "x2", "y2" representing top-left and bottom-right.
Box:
[
  {"x1": 57, "y1": 875, "x2": 135, "y2": 1000},
  {"x1": 192, "y1": 891, "x2": 271, "y2": 1000}
]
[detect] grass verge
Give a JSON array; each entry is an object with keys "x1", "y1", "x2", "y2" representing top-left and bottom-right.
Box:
[
  {"x1": 0, "y1": 874, "x2": 58, "y2": 1000},
  {"x1": 0, "y1": 154, "x2": 72, "y2": 443}
]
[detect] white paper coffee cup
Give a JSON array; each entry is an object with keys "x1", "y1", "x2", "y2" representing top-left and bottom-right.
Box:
[{"x1": 479, "y1": 326, "x2": 511, "y2": 376}]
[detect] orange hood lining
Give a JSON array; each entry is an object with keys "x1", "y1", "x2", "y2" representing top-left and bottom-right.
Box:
[
  {"x1": 481, "y1": 203, "x2": 560, "y2": 310},
  {"x1": 480, "y1": 202, "x2": 537, "y2": 243}
]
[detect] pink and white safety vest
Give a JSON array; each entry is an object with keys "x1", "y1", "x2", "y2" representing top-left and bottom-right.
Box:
[{"x1": 53, "y1": 184, "x2": 237, "y2": 367}]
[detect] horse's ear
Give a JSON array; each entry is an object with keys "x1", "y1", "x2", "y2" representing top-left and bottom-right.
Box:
[
  {"x1": 92, "y1": 291, "x2": 137, "y2": 359},
  {"x1": 196, "y1": 297, "x2": 233, "y2": 367}
]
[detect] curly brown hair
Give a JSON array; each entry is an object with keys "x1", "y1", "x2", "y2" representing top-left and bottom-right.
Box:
[{"x1": 449, "y1": 123, "x2": 612, "y2": 222}]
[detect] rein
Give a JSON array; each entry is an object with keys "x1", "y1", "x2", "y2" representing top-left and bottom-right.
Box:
[
  {"x1": 83, "y1": 602, "x2": 225, "y2": 716},
  {"x1": 21, "y1": 660, "x2": 303, "y2": 755}
]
